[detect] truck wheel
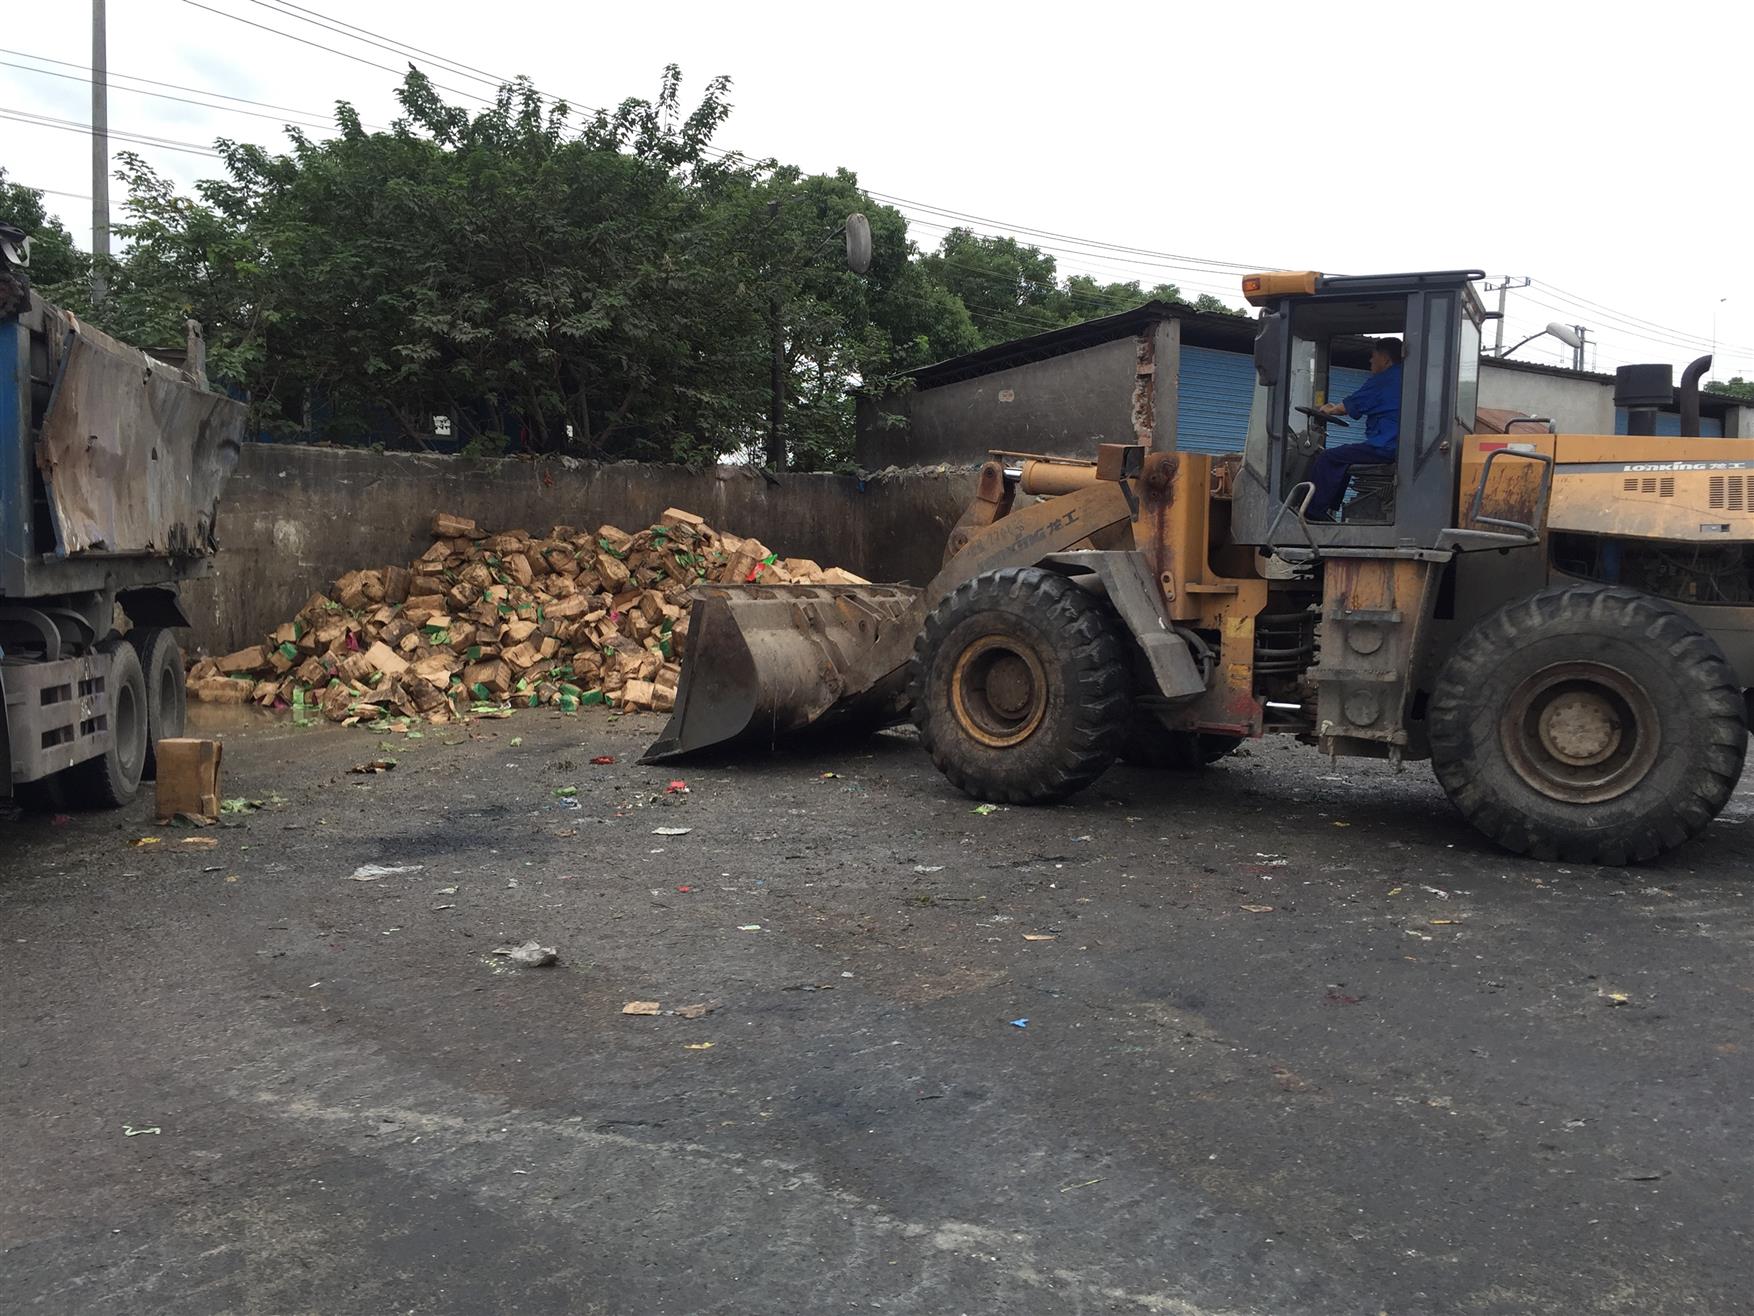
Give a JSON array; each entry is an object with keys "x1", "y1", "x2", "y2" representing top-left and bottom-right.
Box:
[
  {"x1": 1120, "y1": 723, "x2": 1243, "y2": 769},
  {"x1": 1428, "y1": 585, "x2": 1747, "y2": 864},
  {"x1": 910, "y1": 567, "x2": 1129, "y2": 804},
  {"x1": 65, "y1": 642, "x2": 150, "y2": 808},
  {"x1": 127, "y1": 628, "x2": 186, "y2": 779}
]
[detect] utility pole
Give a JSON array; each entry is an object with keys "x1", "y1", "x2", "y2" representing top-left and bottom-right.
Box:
[
  {"x1": 763, "y1": 199, "x2": 784, "y2": 472},
  {"x1": 1572, "y1": 325, "x2": 1590, "y2": 373},
  {"x1": 90, "y1": 0, "x2": 110, "y2": 307},
  {"x1": 1482, "y1": 276, "x2": 1530, "y2": 356}
]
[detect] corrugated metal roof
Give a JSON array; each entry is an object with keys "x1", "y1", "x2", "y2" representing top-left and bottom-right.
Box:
[{"x1": 906, "y1": 302, "x2": 1258, "y2": 390}]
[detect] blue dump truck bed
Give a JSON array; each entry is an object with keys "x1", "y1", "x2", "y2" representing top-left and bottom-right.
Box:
[{"x1": 1, "y1": 283, "x2": 245, "y2": 806}]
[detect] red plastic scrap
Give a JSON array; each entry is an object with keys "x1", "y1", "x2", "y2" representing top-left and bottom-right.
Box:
[
  {"x1": 665, "y1": 780, "x2": 689, "y2": 794},
  {"x1": 591, "y1": 755, "x2": 616, "y2": 765}
]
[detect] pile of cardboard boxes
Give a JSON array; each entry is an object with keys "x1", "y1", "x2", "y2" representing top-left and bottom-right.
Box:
[{"x1": 185, "y1": 509, "x2": 867, "y2": 726}]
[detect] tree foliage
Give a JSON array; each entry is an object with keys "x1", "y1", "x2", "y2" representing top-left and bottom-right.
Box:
[
  {"x1": 0, "y1": 167, "x2": 89, "y2": 296},
  {"x1": 1707, "y1": 377, "x2": 1754, "y2": 401},
  {"x1": 0, "y1": 69, "x2": 1245, "y2": 468}
]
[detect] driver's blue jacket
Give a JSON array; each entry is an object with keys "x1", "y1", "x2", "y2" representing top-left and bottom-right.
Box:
[{"x1": 1341, "y1": 362, "x2": 1403, "y2": 454}]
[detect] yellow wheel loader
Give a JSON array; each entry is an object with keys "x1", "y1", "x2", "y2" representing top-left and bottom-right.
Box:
[{"x1": 646, "y1": 269, "x2": 1750, "y2": 865}]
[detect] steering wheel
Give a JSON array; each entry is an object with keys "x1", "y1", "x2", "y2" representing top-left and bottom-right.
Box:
[{"x1": 1296, "y1": 405, "x2": 1349, "y2": 428}]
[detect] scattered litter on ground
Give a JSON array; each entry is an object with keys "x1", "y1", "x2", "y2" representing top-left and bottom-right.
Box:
[
  {"x1": 591, "y1": 755, "x2": 616, "y2": 765},
  {"x1": 1421, "y1": 885, "x2": 1451, "y2": 899},
  {"x1": 1619, "y1": 1168, "x2": 1666, "y2": 1181},
  {"x1": 435, "y1": 885, "x2": 458, "y2": 895},
  {"x1": 1059, "y1": 1178, "x2": 1103, "y2": 1193},
  {"x1": 684, "y1": 1041, "x2": 715, "y2": 1050},
  {"x1": 1023, "y1": 934, "x2": 1058, "y2": 942},
  {"x1": 220, "y1": 796, "x2": 280, "y2": 814},
  {"x1": 123, "y1": 1125, "x2": 162, "y2": 1137},
  {"x1": 557, "y1": 796, "x2": 581, "y2": 809},
  {"x1": 493, "y1": 941, "x2": 558, "y2": 968},
  {"x1": 675, "y1": 885, "x2": 693, "y2": 893},
  {"x1": 1602, "y1": 990, "x2": 1631, "y2": 1006},
  {"x1": 622, "y1": 1001, "x2": 661, "y2": 1016},
  {"x1": 1386, "y1": 886, "x2": 1403, "y2": 896},
  {"x1": 737, "y1": 924, "x2": 762, "y2": 932},
  {"x1": 350, "y1": 759, "x2": 397, "y2": 774},
  {"x1": 913, "y1": 864, "x2": 943, "y2": 873},
  {"x1": 129, "y1": 837, "x2": 161, "y2": 847},
  {"x1": 653, "y1": 826, "x2": 692, "y2": 836},
  {"x1": 972, "y1": 804, "x2": 999, "y2": 816},
  {"x1": 509, "y1": 737, "x2": 522, "y2": 747},
  {"x1": 675, "y1": 1003, "x2": 713, "y2": 1019},
  {"x1": 1325, "y1": 990, "x2": 1363, "y2": 1006},
  {"x1": 348, "y1": 863, "x2": 423, "y2": 881},
  {"x1": 665, "y1": 780, "x2": 689, "y2": 794},
  {"x1": 179, "y1": 837, "x2": 218, "y2": 848},
  {"x1": 1010, "y1": 1018, "x2": 1029, "y2": 1029},
  {"x1": 554, "y1": 786, "x2": 578, "y2": 798},
  {"x1": 1240, "y1": 904, "x2": 1275, "y2": 913}
]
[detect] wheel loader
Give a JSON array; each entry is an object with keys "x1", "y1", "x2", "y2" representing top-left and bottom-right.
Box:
[{"x1": 646, "y1": 269, "x2": 1751, "y2": 864}]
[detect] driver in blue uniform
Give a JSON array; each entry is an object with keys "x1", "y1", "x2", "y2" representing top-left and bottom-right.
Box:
[{"x1": 1306, "y1": 337, "x2": 1403, "y2": 520}]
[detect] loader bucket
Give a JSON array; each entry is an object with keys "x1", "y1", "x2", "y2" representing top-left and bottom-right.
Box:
[{"x1": 640, "y1": 583, "x2": 924, "y2": 762}]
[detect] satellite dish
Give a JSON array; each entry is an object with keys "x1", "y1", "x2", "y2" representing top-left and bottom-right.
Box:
[
  {"x1": 1546, "y1": 321, "x2": 1584, "y2": 350},
  {"x1": 844, "y1": 213, "x2": 872, "y2": 275}
]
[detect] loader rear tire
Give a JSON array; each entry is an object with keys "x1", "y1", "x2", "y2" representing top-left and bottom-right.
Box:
[
  {"x1": 911, "y1": 567, "x2": 1129, "y2": 804},
  {"x1": 127, "y1": 628, "x2": 186, "y2": 780},
  {"x1": 1428, "y1": 584, "x2": 1746, "y2": 865}
]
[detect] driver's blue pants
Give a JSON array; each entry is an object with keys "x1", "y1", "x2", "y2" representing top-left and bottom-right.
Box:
[{"x1": 1308, "y1": 443, "x2": 1394, "y2": 518}]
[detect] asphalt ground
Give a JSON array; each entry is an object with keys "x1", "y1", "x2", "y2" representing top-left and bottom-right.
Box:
[{"x1": 4, "y1": 707, "x2": 1752, "y2": 1315}]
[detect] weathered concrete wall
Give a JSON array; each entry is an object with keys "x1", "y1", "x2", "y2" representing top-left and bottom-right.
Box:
[
  {"x1": 1478, "y1": 361, "x2": 1615, "y2": 434},
  {"x1": 181, "y1": 444, "x2": 976, "y2": 655}
]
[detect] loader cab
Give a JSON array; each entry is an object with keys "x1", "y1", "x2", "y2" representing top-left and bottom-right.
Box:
[{"x1": 1233, "y1": 270, "x2": 1486, "y2": 550}]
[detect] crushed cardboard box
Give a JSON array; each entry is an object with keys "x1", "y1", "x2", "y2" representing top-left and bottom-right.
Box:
[{"x1": 187, "y1": 509, "x2": 868, "y2": 727}]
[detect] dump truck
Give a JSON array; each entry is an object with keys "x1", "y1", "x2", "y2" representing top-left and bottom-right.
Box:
[
  {"x1": 1, "y1": 226, "x2": 242, "y2": 808},
  {"x1": 649, "y1": 268, "x2": 1753, "y2": 865}
]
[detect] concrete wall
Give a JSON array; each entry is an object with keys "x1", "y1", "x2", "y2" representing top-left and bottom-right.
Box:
[
  {"x1": 857, "y1": 330, "x2": 1162, "y2": 469},
  {"x1": 1478, "y1": 362, "x2": 1616, "y2": 434},
  {"x1": 180, "y1": 444, "x2": 977, "y2": 655}
]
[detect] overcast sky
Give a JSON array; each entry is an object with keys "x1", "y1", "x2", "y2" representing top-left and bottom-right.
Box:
[{"x1": 4, "y1": 0, "x2": 1751, "y2": 377}]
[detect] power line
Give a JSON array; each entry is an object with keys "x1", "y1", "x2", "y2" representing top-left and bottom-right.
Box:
[
  {"x1": 249, "y1": 0, "x2": 521, "y2": 94},
  {"x1": 0, "y1": 56, "x2": 345, "y2": 132},
  {"x1": 0, "y1": 106, "x2": 224, "y2": 157},
  {"x1": 1539, "y1": 279, "x2": 1740, "y2": 351},
  {"x1": 16, "y1": 185, "x2": 94, "y2": 201},
  {"x1": 177, "y1": 0, "x2": 500, "y2": 108},
  {"x1": 0, "y1": 46, "x2": 337, "y2": 119},
  {"x1": 1517, "y1": 290, "x2": 1754, "y2": 361},
  {"x1": 867, "y1": 189, "x2": 1274, "y2": 275}
]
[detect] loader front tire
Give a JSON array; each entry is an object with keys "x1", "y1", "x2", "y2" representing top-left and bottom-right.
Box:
[
  {"x1": 1428, "y1": 584, "x2": 1746, "y2": 865},
  {"x1": 911, "y1": 568, "x2": 1129, "y2": 804}
]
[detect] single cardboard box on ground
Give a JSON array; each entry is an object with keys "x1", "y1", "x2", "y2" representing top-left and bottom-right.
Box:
[{"x1": 154, "y1": 738, "x2": 223, "y2": 821}]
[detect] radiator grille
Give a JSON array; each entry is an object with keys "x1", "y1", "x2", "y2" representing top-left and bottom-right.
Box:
[{"x1": 1710, "y1": 475, "x2": 1745, "y2": 510}]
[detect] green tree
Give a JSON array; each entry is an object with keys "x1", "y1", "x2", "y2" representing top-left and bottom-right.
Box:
[
  {"x1": 0, "y1": 168, "x2": 90, "y2": 297},
  {"x1": 1707, "y1": 377, "x2": 1754, "y2": 401}
]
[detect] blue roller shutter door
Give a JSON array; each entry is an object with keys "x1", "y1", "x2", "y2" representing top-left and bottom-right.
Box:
[{"x1": 1176, "y1": 346, "x2": 1374, "y2": 454}]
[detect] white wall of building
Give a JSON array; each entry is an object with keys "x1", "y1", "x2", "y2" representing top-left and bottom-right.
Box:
[{"x1": 1478, "y1": 363, "x2": 1615, "y2": 433}]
